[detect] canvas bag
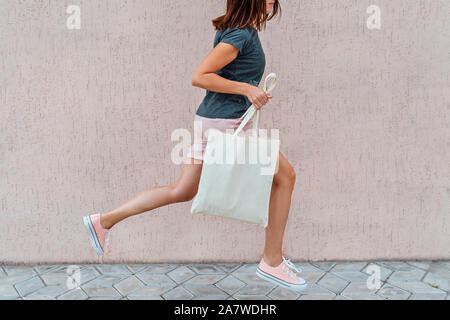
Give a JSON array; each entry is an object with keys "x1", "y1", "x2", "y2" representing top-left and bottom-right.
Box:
[{"x1": 190, "y1": 73, "x2": 280, "y2": 228}]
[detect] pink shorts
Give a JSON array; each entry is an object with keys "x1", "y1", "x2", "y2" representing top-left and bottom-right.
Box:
[{"x1": 186, "y1": 114, "x2": 256, "y2": 161}]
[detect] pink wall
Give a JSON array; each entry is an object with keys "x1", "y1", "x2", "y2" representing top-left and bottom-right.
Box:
[{"x1": 1, "y1": 0, "x2": 449, "y2": 264}]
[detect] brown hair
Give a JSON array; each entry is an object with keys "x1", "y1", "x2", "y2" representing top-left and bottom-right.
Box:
[{"x1": 212, "y1": 0, "x2": 281, "y2": 32}]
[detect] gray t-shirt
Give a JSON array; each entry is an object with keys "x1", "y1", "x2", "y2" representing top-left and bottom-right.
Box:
[{"x1": 195, "y1": 26, "x2": 266, "y2": 119}]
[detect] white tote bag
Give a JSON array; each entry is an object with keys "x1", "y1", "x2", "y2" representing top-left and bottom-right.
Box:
[{"x1": 190, "y1": 73, "x2": 280, "y2": 228}]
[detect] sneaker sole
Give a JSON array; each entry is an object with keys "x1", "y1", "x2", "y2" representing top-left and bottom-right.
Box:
[
  {"x1": 256, "y1": 267, "x2": 307, "y2": 292},
  {"x1": 83, "y1": 216, "x2": 104, "y2": 256}
]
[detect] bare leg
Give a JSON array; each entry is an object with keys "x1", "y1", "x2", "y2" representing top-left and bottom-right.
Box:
[
  {"x1": 100, "y1": 156, "x2": 203, "y2": 229},
  {"x1": 263, "y1": 151, "x2": 297, "y2": 267}
]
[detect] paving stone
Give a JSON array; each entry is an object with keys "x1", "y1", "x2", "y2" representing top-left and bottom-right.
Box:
[
  {"x1": 135, "y1": 273, "x2": 177, "y2": 289},
  {"x1": 22, "y1": 293, "x2": 56, "y2": 300},
  {"x1": 0, "y1": 285, "x2": 19, "y2": 298},
  {"x1": 232, "y1": 294, "x2": 271, "y2": 300},
  {"x1": 427, "y1": 262, "x2": 450, "y2": 279},
  {"x1": 376, "y1": 284, "x2": 411, "y2": 300},
  {"x1": 0, "y1": 296, "x2": 20, "y2": 300},
  {"x1": 192, "y1": 295, "x2": 229, "y2": 300},
  {"x1": 87, "y1": 296, "x2": 122, "y2": 300},
  {"x1": 127, "y1": 284, "x2": 173, "y2": 297},
  {"x1": 311, "y1": 262, "x2": 336, "y2": 271},
  {"x1": 167, "y1": 266, "x2": 197, "y2": 284},
  {"x1": 126, "y1": 264, "x2": 148, "y2": 273},
  {"x1": 27, "y1": 284, "x2": 70, "y2": 298},
  {"x1": 75, "y1": 264, "x2": 96, "y2": 269},
  {"x1": 435, "y1": 261, "x2": 450, "y2": 269},
  {"x1": 298, "y1": 293, "x2": 336, "y2": 300},
  {"x1": 388, "y1": 281, "x2": 447, "y2": 295},
  {"x1": 83, "y1": 286, "x2": 121, "y2": 298},
  {"x1": 334, "y1": 294, "x2": 351, "y2": 300},
  {"x1": 40, "y1": 265, "x2": 99, "y2": 288},
  {"x1": 422, "y1": 272, "x2": 449, "y2": 291},
  {"x1": 406, "y1": 261, "x2": 432, "y2": 271},
  {"x1": 361, "y1": 263, "x2": 393, "y2": 282},
  {"x1": 330, "y1": 262, "x2": 368, "y2": 272},
  {"x1": 387, "y1": 269, "x2": 426, "y2": 282},
  {"x1": 162, "y1": 286, "x2": 194, "y2": 300},
  {"x1": 138, "y1": 264, "x2": 178, "y2": 274},
  {"x1": 57, "y1": 288, "x2": 89, "y2": 300},
  {"x1": 0, "y1": 274, "x2": 37, "y2": 286},
  {"x1": 231, "y1": 263, "x2": 258, "y2": 275},
  {"x1": 188, "y1": 264, "x2": 226, "y2": 275},
  {"x1": 183, "y1": 284, "x2": 228, "y2": 298},
  {"x1": 268, "y1": 286, "x2": 301, "y2": 300},
  {"x1": 39, "y1": 268, "x2": 66, "y2": 286},
  {"x1": 378, "y1": 261, "x2": 417, "y2": 271},
  {"x1": 341, "y1": 293, "x2": 385, "y2": 300},
  {"x1": 316, "y1": 273, "x2": 349, "y2": 294},
  {"x1": 341, "y1": 282, "x2": 379, "y2": 295},
  {"x1": 232, "y1": 272, "x2": 278, "y2": 294},
  {"x1": 33, "y1": 265, "x2": 60, "y2": 275},
  {"x1": 113, "y1": 276, "x2": 145, "y2": 296},
  {"x1": 231, "y1": 272, "x2": 263, "y2": 284},
  {"x1": 127, "y1": 295, "x2": 163, "y2": 300},
  {"x1": 95, "y1": 264, "x2": 132, "y2": 276},
  {"x1": 2, "y1": 261, "x2": 447, "y2": 301},
  {"x1": 40, "y1": 266, "x2": 75, "y2": 286},
  {"x1": 293, "y1": 263, "x2": 322, "y2": 272},
  {"x1": 234, "y1": 282, "x2": 275, "y2": 296},
  {"x1": 216, "y1": 263, "x2": 242, "y2": 273},
  {"x1": 81, "y1": 275, "x2": 123, "y2": 298},
  {"x1": 300, "y1": 271, "x2": 325, "y2": 283},
  {"x1": 0, "y1": 267, "x2": 36, "y2": 286},
  {"x1": 183, "y1": 274, "x2": 226, "y2": 286},
  {"x1": 215, "y1": 275, "x2": 246, "y2": 295},
  {"x1": 330, "y1": 271, "x2": 371, "y2": 283},
  {"x1": 14, "y1": 276, "x2": 45, "y2": 296},
  {"x1": 298, "y1": 283, "x2": 335, "y2": 296},
  {"x1": 79, "y1": 266, "x2": 102, "y2": 284},
  {"x1": 3, "y1": 266, "x2": 36, "y2": 277},
  {"x1": 409, "y1": 292, "x2": 447, "y2": 300}
]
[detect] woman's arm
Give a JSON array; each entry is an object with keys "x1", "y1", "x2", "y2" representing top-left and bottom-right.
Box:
[{"x1": 191, "y1": 43, "x2": 271, "y2": 109}]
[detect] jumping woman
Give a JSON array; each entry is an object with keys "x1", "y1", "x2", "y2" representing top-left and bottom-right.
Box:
[{"x1": 83, "y1": 0, "x2": 307, "y2": 292}]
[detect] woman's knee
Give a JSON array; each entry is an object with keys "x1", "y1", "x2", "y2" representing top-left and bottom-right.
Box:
[
  {"x1": 169, "y1": 184, "x2": 197, "y2": 202},
  {"x1": 284, "y1": 165, "x2": 296, "y2": 187},
  {"x1": 274, "y1": 162, "x2": 296, "y2": 188},
  {"x1": 287, "y1": 165, "x2": 296, "y2": 183}
]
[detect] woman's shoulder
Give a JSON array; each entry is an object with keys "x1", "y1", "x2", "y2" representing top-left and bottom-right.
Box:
[
  {"x1": 216, "y1": 25, "x2": 252, "y2": 38},
  {"x1": 214, "y1": 26, "x2": 252, "y2": 47}
]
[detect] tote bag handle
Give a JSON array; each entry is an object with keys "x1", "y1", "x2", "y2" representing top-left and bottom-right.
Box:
[{"x1": 233, "y1": 73, "x2": 278, "y2": 137}]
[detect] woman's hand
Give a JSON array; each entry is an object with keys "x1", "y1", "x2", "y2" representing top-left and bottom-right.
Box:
[{"x1": 244, "y1": 85, "x2": 273, "y2": 110}]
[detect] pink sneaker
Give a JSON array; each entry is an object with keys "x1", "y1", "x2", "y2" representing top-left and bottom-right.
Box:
[
  {"x1": 256, "y1": 256, "x2": 307, "y2": 292},
  {"x1": 82, "y1": 214, "x2": 110, "y2": 256}
]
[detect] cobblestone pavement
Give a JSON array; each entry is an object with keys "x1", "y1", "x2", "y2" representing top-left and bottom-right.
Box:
[{"x1": 0, "y1": 261, "x2": 448, "y2": 300}]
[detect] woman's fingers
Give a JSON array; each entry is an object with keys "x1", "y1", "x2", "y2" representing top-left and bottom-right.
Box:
[{"x1": 251, "y1": 93, "x2": 273, "y2": 110}]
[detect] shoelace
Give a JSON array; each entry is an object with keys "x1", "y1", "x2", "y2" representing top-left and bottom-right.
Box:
[{"x1": 281, "y1": 256, "x2": 302, "y2": 280}]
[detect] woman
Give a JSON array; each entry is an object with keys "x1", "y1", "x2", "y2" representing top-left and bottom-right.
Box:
[{"x1": 83, "y1": 0, "x2": 307, "y2": 292}]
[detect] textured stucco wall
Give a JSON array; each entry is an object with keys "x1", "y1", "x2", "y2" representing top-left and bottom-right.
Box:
[{"x1": 1, "y1": 0, "x2": 449, "y2": 264}]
